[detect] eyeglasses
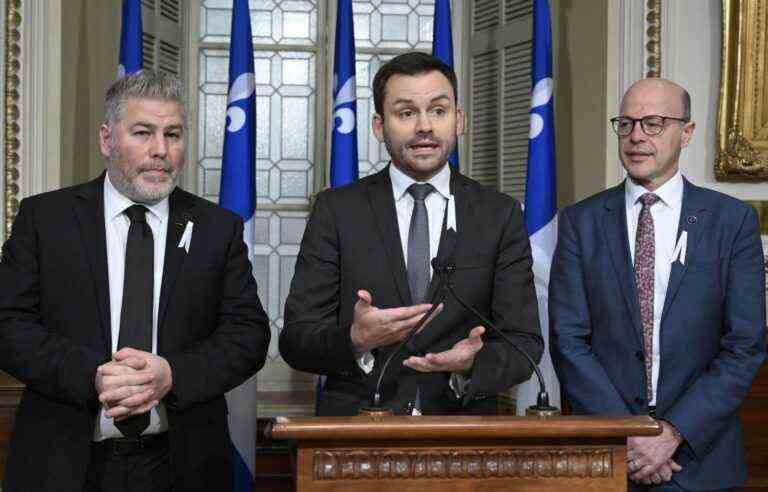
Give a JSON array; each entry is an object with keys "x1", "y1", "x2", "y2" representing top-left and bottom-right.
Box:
[{"x1": 610, "y1": 115, "x2": 689, "y2": 137}]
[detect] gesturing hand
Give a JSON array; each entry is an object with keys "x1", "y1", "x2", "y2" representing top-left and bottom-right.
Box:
[
  {"x1": 349, "y1": 289, "x2": 441, "y2": 354},
  {"x1": 402, "y1": 326, "x2": 485, "y2": 373}
]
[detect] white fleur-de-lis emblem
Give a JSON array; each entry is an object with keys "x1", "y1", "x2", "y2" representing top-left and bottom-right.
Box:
[
  {"x1": 333, "y1": 74, "x2": 357, "y2": 134},
  {"x1": 226, "y1": 72, "x2": 255, "y2": 133},
  {"x1": 529, "y1": 77, "x2": 553, "y2": 139}
]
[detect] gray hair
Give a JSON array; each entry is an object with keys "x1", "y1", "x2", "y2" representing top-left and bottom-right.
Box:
[{"x1": 104, "y1": 69, "x2": 186, "y2": 127}]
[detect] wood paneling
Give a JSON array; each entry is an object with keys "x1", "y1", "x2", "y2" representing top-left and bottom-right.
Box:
[
  {"x1": 742, "y1": 353, "x2": 768, "y2": 489},
  {"x1": 0, "y1": 372, "x2": 22, "y2": 483}
]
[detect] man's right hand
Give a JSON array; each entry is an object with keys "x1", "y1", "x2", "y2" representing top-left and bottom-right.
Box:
[{"x1": 349, "y1": 289, "x2": 439, "y2": 354}]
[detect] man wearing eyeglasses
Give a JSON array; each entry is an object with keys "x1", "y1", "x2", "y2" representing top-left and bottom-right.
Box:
[{"x1": 550, "y1": 78, "x2": 765, "y2": 491}]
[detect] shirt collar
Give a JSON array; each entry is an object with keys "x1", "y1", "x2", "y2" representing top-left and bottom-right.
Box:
[
  {"x1": 104, "y1": 171, "x2": 170, "y2": 223},
  {"x1": 625, "y1": 169, "x2": 683, "y2": 209},
  {"x1": 389, "y1": 162, "x2": 451, "y2": 202}
]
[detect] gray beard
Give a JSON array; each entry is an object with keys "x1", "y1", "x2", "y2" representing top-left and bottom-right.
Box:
[{"x1": 107, "y1": 165, "x2": 177, "y2": 205}]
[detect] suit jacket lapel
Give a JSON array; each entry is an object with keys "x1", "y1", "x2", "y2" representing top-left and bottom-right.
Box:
[
  {"x1": 366, "y1": 167, "x2": 412, "y2": 305},
  {"x1": 158, "y1": 188, "x2": 194, "y2": 331},
  {"x1": 601, "y1": 184, "x2": 644, "y2": 344},
  {"x1": 73, "y1": 175, "x2": 111, "y2": 355},
  {"x1": 426, "y1": 170, "x2": 466, "y2": 300},
  {"x1": 661, "y1": 178, "x2": 707, "y2": 321}
]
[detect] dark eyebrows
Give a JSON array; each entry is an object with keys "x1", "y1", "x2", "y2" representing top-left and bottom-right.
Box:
[{"x1": 390, "y1": 93, "x2": 453, "y2": 108}]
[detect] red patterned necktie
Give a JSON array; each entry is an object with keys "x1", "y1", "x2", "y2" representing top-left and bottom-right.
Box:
[{"x1": 635, "y1": 193, "x2": 659, "y2": 403}]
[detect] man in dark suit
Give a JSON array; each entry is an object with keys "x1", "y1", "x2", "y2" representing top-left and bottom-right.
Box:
[
  {"x1": 0, "y1": 70, "x2": 270, "y2": 492},
  {"x1": 280, "y1": 52, "x2": 543, "y2": 416},
  {"x1": 550, "y1": 78, "x2": 766, "y2": 491}
]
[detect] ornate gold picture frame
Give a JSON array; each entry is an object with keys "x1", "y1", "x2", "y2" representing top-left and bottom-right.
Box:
[
  {"x1": 716, "y1": 0, "x2": 768, "y2": 180},
  {"x1": 3, "y1": 0, "x2": 21, "y2": 239}
]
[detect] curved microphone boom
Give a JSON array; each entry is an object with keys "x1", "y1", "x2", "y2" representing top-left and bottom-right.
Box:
[
  {"x1": 367, "y1": 270, "x2": 449, "y2": 410},
  {"x1": 432, "y1": 258, "x2": 558, "y2": 414}
]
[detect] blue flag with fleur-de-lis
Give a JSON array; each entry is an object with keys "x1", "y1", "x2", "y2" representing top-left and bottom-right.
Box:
[{"x1": 219, "y1": 0, "x2": 257, "y2": 490}]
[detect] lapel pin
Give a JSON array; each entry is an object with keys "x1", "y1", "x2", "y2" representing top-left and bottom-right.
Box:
[
  {"x1": 178, "y1": 220, "x2": 194, "y2": 253},
  {"x1": 686, "y1": 215, "x2": 697, "y2": 224}
]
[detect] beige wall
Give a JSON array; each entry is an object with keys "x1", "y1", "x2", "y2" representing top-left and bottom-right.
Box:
[
  {"x1": 60, "y1": 0, "x2": 121, "y2": 188},
  {"x1": 553, "y1": 0, "x2": 611, "y2": 207}
]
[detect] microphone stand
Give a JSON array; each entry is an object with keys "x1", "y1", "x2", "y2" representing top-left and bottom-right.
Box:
[
  {"x1": 438, "y1": 262, "x2": 560, "y2": 417},
  {"x1": 360, "y1": 273, "x2": 449, "y2": 415}
]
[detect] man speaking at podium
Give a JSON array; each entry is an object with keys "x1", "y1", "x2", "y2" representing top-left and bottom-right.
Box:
[{"x1": 281, "y1": 52, "x2": 543, "y2": 416}]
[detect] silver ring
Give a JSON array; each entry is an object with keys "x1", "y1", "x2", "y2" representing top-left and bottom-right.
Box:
[{"x1": 629, "y1": 460, "x2": 638, "y2": 471}]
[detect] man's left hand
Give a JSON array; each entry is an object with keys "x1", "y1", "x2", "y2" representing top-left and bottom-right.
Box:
[
  {"x1": 627, "y1": 420, "x2": 684, "y2": 484},
  {"x1": 402, "y1": 326, "x2": 484, "y2": 373},
  {"x1": 103, "y1": 348, "x2": 173, "y2": 420}
]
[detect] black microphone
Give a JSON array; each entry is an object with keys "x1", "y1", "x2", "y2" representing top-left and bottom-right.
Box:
[
  {"x1": 431, "y1": 258, "x2": 558, "y2": 414},
  {"x1": 367, "y1": 267, "x2": 449, "y2": 410}
]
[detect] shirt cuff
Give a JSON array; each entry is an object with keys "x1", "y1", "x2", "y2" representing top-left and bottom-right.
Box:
[
  {"x1": 449, "y1": 372, "x2": 471, "y2": 398},
  {"x1": 357, "y1": 351, "x2": 375, "y2": 374}
]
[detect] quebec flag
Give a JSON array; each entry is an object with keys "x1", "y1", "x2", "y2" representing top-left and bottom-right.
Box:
[
  {"x1": 118, "y1": 0, "x2": 143, "y2": 77},
  {"x1": 431, "y1": 0, "x2": 458, "y2": 168},
  {"x1": 516, "y1": 0, "x2": 561, "y2": 415},
  {"x1": 219, "y1": 0, "x2": 258, "y2": 489},
  {"x1": 330, "y1": 0, "x2": 359, "y2": 188}
]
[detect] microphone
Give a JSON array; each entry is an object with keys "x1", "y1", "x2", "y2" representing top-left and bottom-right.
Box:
[
  {"x1": 366, "y1": 267, "x2": 449, "y2": 411},
  {"x1": 430, "y1": 258, "x2": 558, "y2": 415}
]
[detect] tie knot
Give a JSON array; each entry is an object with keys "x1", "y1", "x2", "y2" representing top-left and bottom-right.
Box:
[
  {"x1": 639, "y1": 193, "x2": 660, "y2": 208},
  {"x1": 124, "y1": 204, "x2": 149, "y2": 224},
  {"x1": 408, "y1": 183, "x2": 434, "y2": 201}
]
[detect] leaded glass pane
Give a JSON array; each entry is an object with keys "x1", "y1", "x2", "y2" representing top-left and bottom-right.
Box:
[
  {"x1": 355, "y1": 53, "x2": 396, "y2": 177},
  {"x1": 353, "y1": 0, "x2": 434, "y2": 49},
  {"x1": 251, "y1": 210, "x2": 307, "y2": 359},
  {"x1": 200, "y1": 0, "x2": 318, "y2": 46}
]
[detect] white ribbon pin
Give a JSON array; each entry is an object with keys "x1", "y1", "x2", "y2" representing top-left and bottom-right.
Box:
[
  {"x1": 671, "y1": 230, "x2": 687, "y2": 265},
  {"x1": 178, "y1": 221, "x2": 194, "y2": 253},
  {"x1": 446, "y1": 194, "x2": 457, "y2": 232}
]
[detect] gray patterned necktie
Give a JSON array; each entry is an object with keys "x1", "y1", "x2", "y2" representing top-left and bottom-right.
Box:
[
  {"x1": 634, "y1": 192, "x2": 659, "y2": 403},
  {"x1": 407, "y1": 183, "x2": 434, "y2": 305}
]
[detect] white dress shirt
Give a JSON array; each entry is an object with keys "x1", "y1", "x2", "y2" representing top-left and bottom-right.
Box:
[
  {"x1": 94, "y1": 173, "x2": 170, "y2": 441},
  {"x1": 625, "y1": 170, "x2": 683, "y2": 406}
]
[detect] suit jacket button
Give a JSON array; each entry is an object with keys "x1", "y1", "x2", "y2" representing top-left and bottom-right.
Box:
[
  {"x1": 634, "y1": 397, "x2": 645, "y2": 405},
  {"x1": 635, "y1": 350, "x2": 644, "y2": 361}
]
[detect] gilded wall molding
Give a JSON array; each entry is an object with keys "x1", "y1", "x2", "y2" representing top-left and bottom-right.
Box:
[
  {"x1": 645, "y1": 0, "x2": 662, "y2": 77},
  {"x1": 312, "y1": 448, "x2": 615, "y2": 480},
  {"x1": 4, "y1": 0, "x2": 20, "y2": 239}
]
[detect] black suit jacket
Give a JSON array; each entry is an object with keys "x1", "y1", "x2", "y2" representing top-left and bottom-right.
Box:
[
  {"x1": 0, "y1": 175, "x2": 270, "y2": 492},
  {"x1": 280, "y1": 166, "x2": 543, "y2": 415}
]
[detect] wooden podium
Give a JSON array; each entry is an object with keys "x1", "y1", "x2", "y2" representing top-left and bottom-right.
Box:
[{"x1": 269, "y1": 414, "x2": 661, "y2": 491}]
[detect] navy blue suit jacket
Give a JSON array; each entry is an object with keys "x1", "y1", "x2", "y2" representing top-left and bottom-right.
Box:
[{"x1": 549, "y1": 178, "x2": 765, "y2": 490}]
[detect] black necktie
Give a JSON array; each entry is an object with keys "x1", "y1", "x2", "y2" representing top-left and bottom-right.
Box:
[
  {"x1": 115, "y1": 204, "x2": 154, "y2": 437},
  {"x1": 407, "y1": 183, "x2": 434, "y2": 304}
]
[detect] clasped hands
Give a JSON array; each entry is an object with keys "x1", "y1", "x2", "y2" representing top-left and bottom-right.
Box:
[
  {"x1": 94, "y1": 348, "x2": 172, "y2": 421},
  {"x1": 349, "y1": 289, "x2": 485, "y2": 374},
  {"x1": 627, "y1": 420, "x2": 684, "y2": 485}
]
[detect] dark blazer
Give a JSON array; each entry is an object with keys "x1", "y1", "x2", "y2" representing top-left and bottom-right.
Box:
[
  {"x1": 280, "y1": 166, "x2": 543, "y2": 416},
  {"x1": 0, "y1": 175, "x2": 270, "y2": 492},
  {"x1": 549, "y1": 178, "x2": 766, "y2": 490}
]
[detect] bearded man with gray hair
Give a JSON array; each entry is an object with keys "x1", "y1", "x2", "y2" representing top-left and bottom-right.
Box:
[{"x1": 0, "y1": 69, "x2": 270, "y2": 492}]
